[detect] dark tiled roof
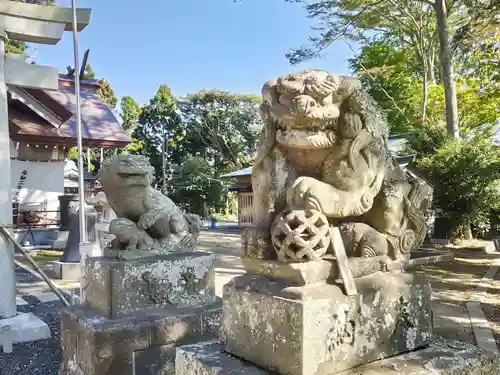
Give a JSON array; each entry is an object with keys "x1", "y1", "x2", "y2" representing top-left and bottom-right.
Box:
[
  {"x1": 221, "y1": 167, "x2": 252, "y2": 178},
  {"x1": 9, "y1": 81, "x2": 131, "y2": 148},
  {"x1": 43, "y1": 83, "x2": 131, "y2": 146}
]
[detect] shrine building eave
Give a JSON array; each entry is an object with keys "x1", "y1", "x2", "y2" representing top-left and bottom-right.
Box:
[{"x1": 8, "y1": 80, "x2": 131, "y2": 150}]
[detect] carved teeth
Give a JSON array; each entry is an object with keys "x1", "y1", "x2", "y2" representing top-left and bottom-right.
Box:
[{"x1": 276, "y1": 129, "x2": 337, "y2": 149}]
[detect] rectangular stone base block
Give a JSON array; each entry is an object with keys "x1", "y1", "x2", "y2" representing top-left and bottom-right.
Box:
[
  {"x1": 53, "y1": 261, "x2": 81, "y2": 280},
  {"x1": 59, "y1": 302, "x2": 221, "y2": 375},
  {"x1": 176, "y1": 340, "x2": 500, "y2": 375},
  {"x1": 0, "y1": 312, "x2": 51, "y2": 344},
  {"x1": 85, "y1": 251, "x2": 217, "y2": 319},
  {"x1": 223, "y1": 272, "x2": 432, "y2": 375}
]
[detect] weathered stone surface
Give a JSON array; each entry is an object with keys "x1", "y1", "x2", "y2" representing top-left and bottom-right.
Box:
[
  {"x1": 176, "y1": 339, "x2": 500, "y2": 375},
  {"x1": 53, "y1": 260, "x2": 81, "y2": 280},
  {"x1": 98, "y1": 155, "x2": 202, "y2": 254},
  {"x1": 242, "y1": 258, "x2": 336, "y2": 285},
  {"x1": 133, "y1": 345, "x2": 175, "y2": 375},
  {"x1": 59, "y1": 302, "x2": 221, "y2": 375},
  {"x1": 248, "y1": 69, "x2": 433, "y2": 275},
  {"x1": 223, "y1": 271, "x2": 432, "y2": 375},
  {"x1": 85, "y1": 251, "x2": 217, "y2": 319}
]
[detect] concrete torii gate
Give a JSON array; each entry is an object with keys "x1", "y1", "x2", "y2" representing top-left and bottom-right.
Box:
[{"x1": 0, "y1": 1, "x2": 90, "y2": 345}]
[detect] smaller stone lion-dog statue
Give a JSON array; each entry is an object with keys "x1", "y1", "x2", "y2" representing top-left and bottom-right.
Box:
[{"x1": 97, "y1": 155, "x2": 203, "y2": 255}]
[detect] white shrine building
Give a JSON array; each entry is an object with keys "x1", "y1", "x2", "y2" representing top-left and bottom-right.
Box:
[{"x1": 9, "y1": 72, "x2": 130, "y2": 229}]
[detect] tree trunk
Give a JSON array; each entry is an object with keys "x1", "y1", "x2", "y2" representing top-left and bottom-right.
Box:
[
  {"x1": 421, "y1": 75, "x2": 429, "y2": 123},
  {"x1": 434, "y1": 0, "x2": 460, "y2": 139},
  {"x1": 463, "y1": 218, "x2": 473, "y2": 240},
  {"x1": 162, "y1": 124, "x2": 168, "y2": 194},
  {"x1": 427, "y1": 52, "x2": 436, "y2": 84}
]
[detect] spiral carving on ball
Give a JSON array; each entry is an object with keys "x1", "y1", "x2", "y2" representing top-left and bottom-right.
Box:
[
  {"x1": 399, "y1": 229, "x2": 416, "y2": 254},
  {"x1": 271, "y1": 208, "x2": 331, "y2": 262}
]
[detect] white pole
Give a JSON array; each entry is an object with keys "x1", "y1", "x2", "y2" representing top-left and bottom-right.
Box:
[
  {"x1": 0, "y1": 36, "x2": 17, "y2": 318},
  {"x1": 72, "y1": 0, "x2": 90, "y2": 302},
  {"x1": 71, "y1": 0, "x2": 86, "y2": 243}
]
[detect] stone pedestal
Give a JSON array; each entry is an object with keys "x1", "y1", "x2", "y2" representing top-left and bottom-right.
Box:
[
  {"x1": 222, "y1": 272, "x2": 432, "y2": 375},
  {"x1": 176, "y1": 339, "x2": 500, "y2": 375},
  {"x1": 174, "y1": 257, "x2": 497, "y2": 375},
  {"x1": 85, "y1": 252, "x2": 217, "y2": 319},
  {"x1": 53, "y1": 261, "x2": 81, "y2": 281},
  {"x1": 60, "y1": 303, "x2": 221, "y2": 375},
  {"x1": 60, "y1": 251, "x2": 221, "y2": 375}
]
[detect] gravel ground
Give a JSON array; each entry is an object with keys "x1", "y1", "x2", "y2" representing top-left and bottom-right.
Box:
[{"x1": 0, "y1": 266, "x2": 63, "y2": 375}]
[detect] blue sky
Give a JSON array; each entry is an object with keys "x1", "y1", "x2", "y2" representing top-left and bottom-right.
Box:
[{"x1": 31, "y1": 0, "x2": 356, "y2": 106}]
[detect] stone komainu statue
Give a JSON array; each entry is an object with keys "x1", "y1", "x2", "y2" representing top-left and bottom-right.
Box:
[
  {"x1": 97, "y1": 154, "x2": 202, "y2": 253},
  {"x1": 246, "y1": 69, "x2": 433, "y2": 270}
]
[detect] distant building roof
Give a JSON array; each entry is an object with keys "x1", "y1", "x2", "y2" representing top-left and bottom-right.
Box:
[
  {"x1": 8, "y1": 77, "x2": 131, "y2": 148},
  {"x1": 221, "y1": 166, "x2": 252, "y2": 178},
  {"x1": 224, "y1": 183, "x2": 251, "y2": 191}
]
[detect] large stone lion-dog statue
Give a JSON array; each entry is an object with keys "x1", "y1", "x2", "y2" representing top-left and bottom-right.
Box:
[{"x1": 245, "y1": 69, "x2": 432, "y2": 267}]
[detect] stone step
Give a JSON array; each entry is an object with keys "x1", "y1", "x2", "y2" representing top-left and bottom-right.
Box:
[{"x1": 176, "y1": 339, "x2": 500, "y2": 375}]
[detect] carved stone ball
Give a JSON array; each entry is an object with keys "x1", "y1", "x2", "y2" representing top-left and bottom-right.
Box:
[{"x1": 271, "y1": 207, "x2": 331, "y2": 262}]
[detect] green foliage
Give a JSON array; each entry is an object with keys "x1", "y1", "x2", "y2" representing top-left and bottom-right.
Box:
[
  {"x1": 405, "y1": 122, "x2": 447, "y2": 157},
  {"x1": 83, "y1": 64, "x2": 96, "y2": 79},
  {"x1": 120, "y1": 96, "x2": 142, "y2": 135},
  {"x1": 350, "y1": 39, "x2": 500, "y2": 140},
  {"x1": 169, "y1": 156, "x2": 223, "y2": 215},
  {"x1": 418, "y1": 137, "x2": 500, "y2": 237},
  {"x1": 133, "y1": 87, "x2": 262, "y2": 215},
  {"x1": 348, "y1": 42, "x2": 422, "y2": 133},
  {"x1": 285, "y1": 0, "x2": 437, "y2": 66},
  {"x1": 67, "y1": 147, "x2": 96, "y2": 172},
  {"x1": 134, "y1": 85, "x2": 183, "y2": 186},
  {"x1": 96, "y1": 79, "x2": 117, "y2": 110},
  {"x1": 180, "y1": 90, "x2": 262, "y2": 170}
]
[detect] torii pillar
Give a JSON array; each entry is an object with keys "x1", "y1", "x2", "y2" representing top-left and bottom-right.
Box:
[{"x1": 0, "y1": 1, "x2": 90, "y2": 343}]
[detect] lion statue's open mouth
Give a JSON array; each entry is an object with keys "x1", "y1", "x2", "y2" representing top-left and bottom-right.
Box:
[
  {"x1": 260, "y1": 70, "x2": 360, "y2": 149},
  {"x1": 275, "y1": 129, "x2": 337, "y2": 149}
]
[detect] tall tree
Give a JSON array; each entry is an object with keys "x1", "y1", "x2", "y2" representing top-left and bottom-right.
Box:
[
  {"x1": 83, "y1": 63, "x2": 96, "y2": 79},
  {"x1": 169, "y1": 156, "x2": 222, "y2": 216},
  {"x1": 120, "y1": 96, "x2": 142, "y2": 135},
  {"x1": 350, "y1": 39, "x2": 500, "y2": 139},
  {"x1": 180, "y1": 90, "x2": 263, "y2": 171},
  {"x1": 97, "y1": 79, "x2": 117, "y2": 110},
  {"x1": 433, "y1": 0, "x2": 458, "y2": 138},
  {"x1": 348, "y1": 41, "x2": 422, "y2": 133},
  {"x1": 134, "y1": 85, "x2": 183, "y2": 193},
  {"x1": 285, "y1": 0, "x2": 499, "y2": 139}
]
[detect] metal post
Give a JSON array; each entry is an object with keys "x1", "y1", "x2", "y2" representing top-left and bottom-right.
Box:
[
  {"x1": 71, "y1": 0, "x2": 86, "y2": 243},
  {"x1": 72, "y1": 0, "x2": 90, "y2": 302}
]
